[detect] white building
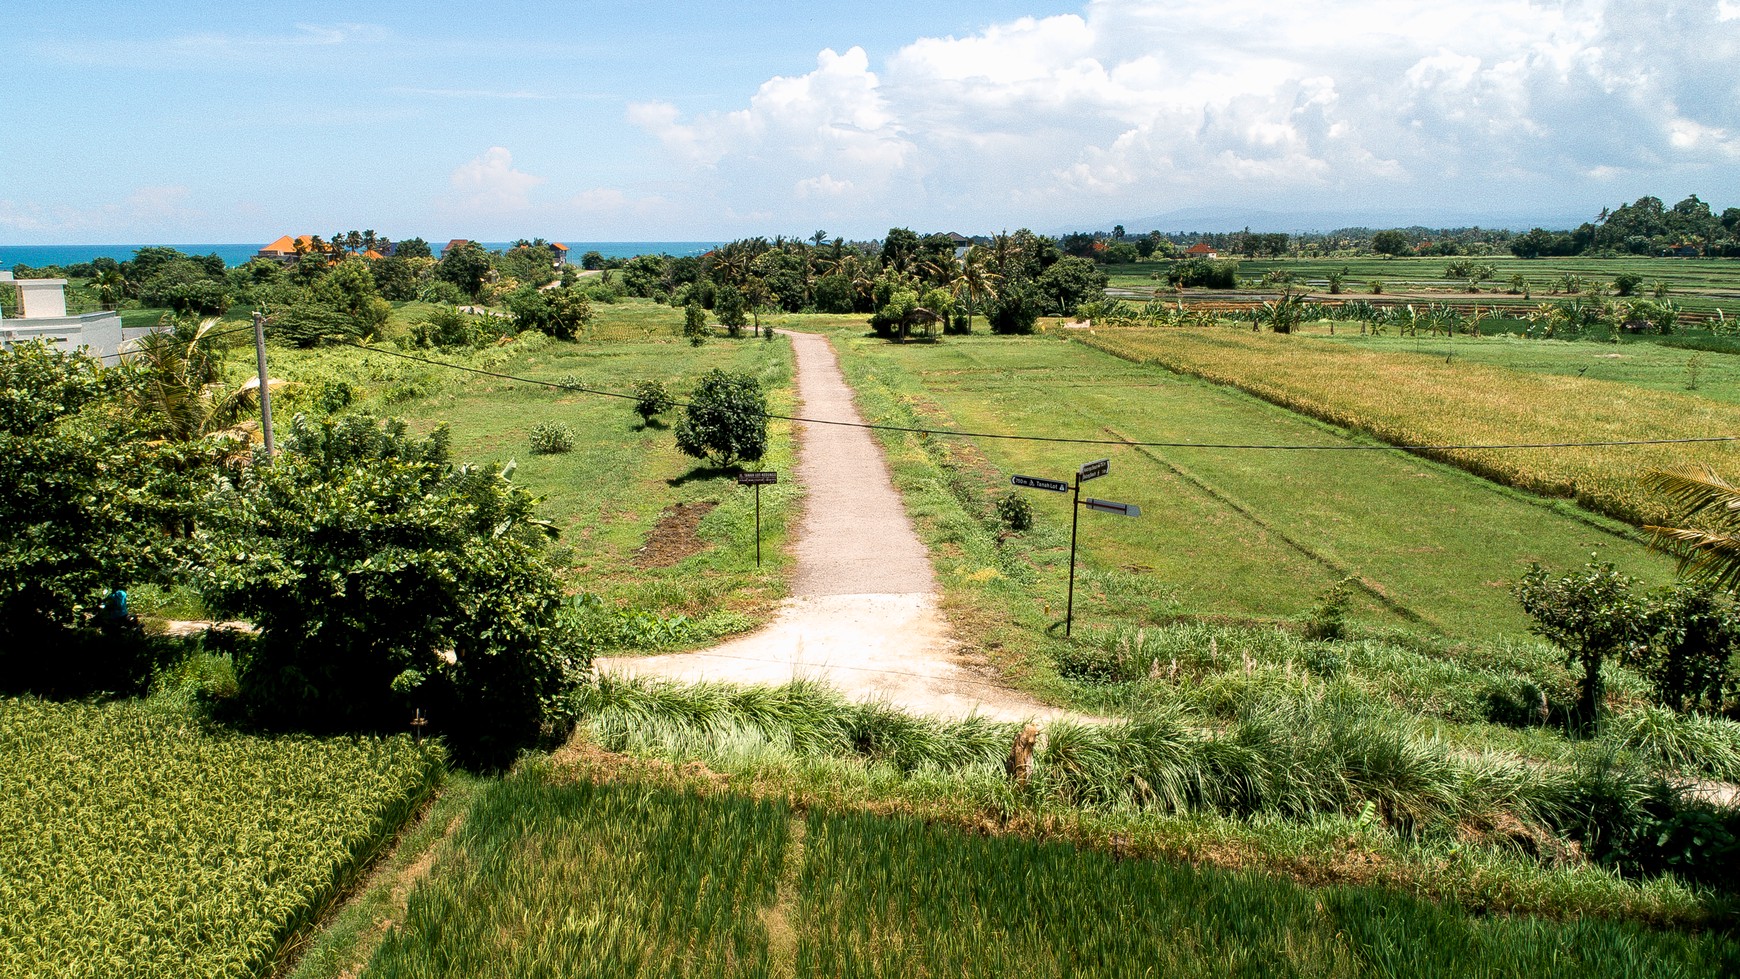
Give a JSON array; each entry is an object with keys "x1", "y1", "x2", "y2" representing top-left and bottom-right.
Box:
[{"x1": 0, "y1": 272, "x2": 137, "y2": 360}]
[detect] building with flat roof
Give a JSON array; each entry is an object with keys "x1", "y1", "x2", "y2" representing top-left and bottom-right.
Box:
[{"x1": 0, "y1": 272, "x2": 144, "y2": 361}]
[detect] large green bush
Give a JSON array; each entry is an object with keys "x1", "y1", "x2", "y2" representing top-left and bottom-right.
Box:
[
  {"x1": 674, "y1": 369, "x2": 768, "y2": 468},
  {"x1": 0, "y1": 344, "x2": 182, "y2": 692},
  {"x1": 198, "y1": 414, "x2": 588, "y2": 766}
]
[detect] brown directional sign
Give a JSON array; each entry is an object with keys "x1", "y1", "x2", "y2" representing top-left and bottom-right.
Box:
[
  {"x1": 737, "y1": 471, "x2": 778, "y2": 485},
  {"x1": 1012, "y1": 474, "x2": 1070, "y2": 493},
  {"x1": 1082, "y1": 497, "x2": 1140, "y2": 517},
  {"x1": 1078, "y1": 458, "x2": 1109, "y2": 482}
]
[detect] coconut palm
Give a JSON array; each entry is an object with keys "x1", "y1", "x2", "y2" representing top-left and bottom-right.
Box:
[
  {"x1": 1642, "y1": 468, "x2": 1740, "y2": 588},
  {"x1": 952, "y1": 249, "x2": 1000, "y2": 334},
  {"x1": 123, "y1": 316, "x2": 255, "y2": 445}
]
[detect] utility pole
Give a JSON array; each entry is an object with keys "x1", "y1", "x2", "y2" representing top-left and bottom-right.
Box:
[{"x1": 252, "y1": 311, "x2": 275, "y2": 461}]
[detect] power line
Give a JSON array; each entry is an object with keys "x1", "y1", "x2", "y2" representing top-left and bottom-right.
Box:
[{"x1": 335, "y1": 339, "x2": 1740, "y2": 453}]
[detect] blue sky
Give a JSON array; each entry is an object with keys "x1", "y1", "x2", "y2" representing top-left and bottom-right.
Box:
[{"x1": 2, "y1": 0, "x2": 1737, "y2": 243}]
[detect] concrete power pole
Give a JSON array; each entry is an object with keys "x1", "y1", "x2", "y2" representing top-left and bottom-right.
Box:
[{"x1": 252, "y1": 311, "x2": 275, "y2": 460}]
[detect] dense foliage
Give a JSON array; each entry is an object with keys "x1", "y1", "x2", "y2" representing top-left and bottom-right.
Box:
[
  {"x1": 0, "y1": 696, "x2": 440, "y2": 979},
  {"x1": 199, "y1": 415, "x2": 589, "y2": 766},
  {"x1": 0, "y1": 345, "x2": 184, "y2": 691},
  {"x1": 674, "y1": 369, "x2": 768, "y2": 468}
]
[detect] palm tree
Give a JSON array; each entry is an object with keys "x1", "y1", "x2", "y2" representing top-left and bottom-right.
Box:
[
  {"x1": 1642, "y1": 469, "x2": 1740, "y2": 588},
  {"x1": 952, "y1": 248, "x2": 1000, "y2": 334},
  {"x1": 123, "y1": 316, "x2": 254, "y2": 445},
  {"x1": 92, "y1": 268, "x2": 127, "y2": 310}
]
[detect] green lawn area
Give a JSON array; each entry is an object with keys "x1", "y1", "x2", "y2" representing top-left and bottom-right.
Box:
[{"x1": 822, "y1": 328, "x2": 1675, "y2": 637}]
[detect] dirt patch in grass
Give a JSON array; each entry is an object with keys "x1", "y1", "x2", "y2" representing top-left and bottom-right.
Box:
[{"x1": 634, "y1": 501, "x2": 717, "y2": 568}]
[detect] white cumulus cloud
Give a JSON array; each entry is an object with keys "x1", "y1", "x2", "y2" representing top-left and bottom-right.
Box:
[{"x1": 446, "y1": 147, "x2": 545, "y2": 214}]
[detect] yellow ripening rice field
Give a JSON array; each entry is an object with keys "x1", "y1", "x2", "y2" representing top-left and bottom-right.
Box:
[{"x1": 1075, "y1": 328, "x2": 1740, "y2": 528}]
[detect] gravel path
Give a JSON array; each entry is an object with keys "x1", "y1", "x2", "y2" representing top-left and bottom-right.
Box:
[{"x1": 599, "y1": 331, "x2": 1071, "y2": 723}]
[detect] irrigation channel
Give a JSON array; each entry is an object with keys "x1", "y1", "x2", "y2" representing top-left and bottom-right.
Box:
[{"x1": 598, "y1": 331, "x2": 1076, "y2": 723}]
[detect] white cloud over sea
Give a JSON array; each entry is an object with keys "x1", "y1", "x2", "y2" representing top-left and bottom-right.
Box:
[{"x1": 625, "y1": 0, "x2": 1740, "y2": 230}]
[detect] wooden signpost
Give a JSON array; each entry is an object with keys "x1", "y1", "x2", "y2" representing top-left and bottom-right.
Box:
[
  {"x1": 1010, "y1": 458, "x2": 1140, "y2": 637},
  {"x1": 737, "y1": 471, "x2": 777, "y2": 566}
]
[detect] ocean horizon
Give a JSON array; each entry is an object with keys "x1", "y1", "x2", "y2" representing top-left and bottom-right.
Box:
[{"x1": 0, "y1": 241, "x2": 725, "y2": 270}]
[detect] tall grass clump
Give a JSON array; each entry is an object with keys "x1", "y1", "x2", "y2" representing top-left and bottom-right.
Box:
[{"x1": 577, "y1": 676, "x2": 1013, "y2": 772}]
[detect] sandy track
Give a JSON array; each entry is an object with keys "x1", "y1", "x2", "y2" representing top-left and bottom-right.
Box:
[{"x1": 599, "y1": 331, "x2": 1070, "y2": 723}]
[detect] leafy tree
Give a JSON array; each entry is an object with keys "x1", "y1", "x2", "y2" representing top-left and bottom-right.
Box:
[
  {"x1": 1642, "y1": 584, "x2": 1740, "y2": 713},
  {"x1": 683, "y1": 301, "x2": 709, "y2": 346},
  {"x1": 1613, "y1": 272, "x2": 1644, "y2": 297},
  {"x1": 1165, "y1": 258, "x2": 1239, "y2": 289},
  {"x1": 393, "y1": 237, "x2": 434, "y2": 259},
  {"x1": 198, "y1": 415, "x2": 587, "y2": 766},
  {"x1": 714, "y1": 284, "x2": 748, "y2": 336},
  {"x1": 1036, "y1": 256, "x2": 1108, "y2": 316},
  {"x1": 372, "y1": 255, "x2": 433, "y2": 301},
  {"x1": 505, "y1": 285, "x2": 592, "y2": 340},
  {"x1": 619, "y1": 254, "x2": 671, "y2": 299},
  {"x1": 434, "y1": 241, "x2": 496, "y2": 299},
  {"x1": 1370, "y1": 230, "x2": 1410, "y2": 256},
  {"x1": 311, "y1": 257, "x2": 392, "y2": 336},
  {"x1": 984, "y1": 279, "x2": 1044, "y2": 334},
  {"x1": 580, "y1": 250, "x2": 605, "y2": 270},
  {"x1": 880, "y1": 227, "x2": 922, "y2": 273},
  {"x1": 632, "y1": 379, "x2": 674, "y2": 424},
  {"x1": 0, "y1": 344, "x2": 180, "y2": 685},
  {"x1": 674, "y1": 369, "x2": 767, "y2": 468},
  {"x1": 1515, "y1": 562, "x2": 1651, "y2": 730}
]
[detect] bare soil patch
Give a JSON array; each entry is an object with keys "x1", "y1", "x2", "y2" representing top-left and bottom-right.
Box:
[{"x1": 634, "y1": 501, "x2": 717, "y2": 568}]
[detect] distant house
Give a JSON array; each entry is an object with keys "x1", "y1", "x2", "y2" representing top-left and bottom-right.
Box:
[
  {"x1": 0, "y1": 272, "x2": 138, "y2": 360},
  {"x1": 442, "y1": 239, "x2": 470, "y2": 258},
  {"x1": 361, "y1": 249, "x2": 384, "y2": 260},
  {"x1": 550, "y1": 242, "x2": 569, "y2": 267},
  {"x1": 1184, "y1": 243, "x2": 1219, "y2": 259},
  {"x1": 256, "y1": 234, "x2": 329, "y2": 265},
  {"x1": 1665, "y1": 243, "x2": 1701, "y2": 258}
]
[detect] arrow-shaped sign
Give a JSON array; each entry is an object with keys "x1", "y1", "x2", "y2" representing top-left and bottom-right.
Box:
[
  {"x1": 1078, "y1": 458, "x2": 1109, "y2": 482},
  {"x1": 1082, "y1": 497, "x2": 1141, "y2": 517},
  {"x1": 1011, "y1": 474, "x2": 1070, "y2": 493}
]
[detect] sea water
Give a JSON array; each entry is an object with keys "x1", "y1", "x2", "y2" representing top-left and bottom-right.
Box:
[{"x1": 0, "y1": 241, "x2": 724, "y2": 270}]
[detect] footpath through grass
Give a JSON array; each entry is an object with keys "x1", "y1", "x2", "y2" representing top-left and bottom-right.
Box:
[
  {"x1": 818, "y1": 327, "x2": 1674, "y2": 637},
  {"x1": 361, "y1": 760, "x2": 1740, "y2": 978},
  {"x1": 1077, "y1": 326, "x2": 1740, "y2": 528},
  {"x1": 0, "y1": 695, "x2": 442, "y2": 979}
]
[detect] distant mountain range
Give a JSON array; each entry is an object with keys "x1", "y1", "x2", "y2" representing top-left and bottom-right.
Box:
[{"x1": 1061, "y1": 205, "x2": 1601, "y2": 236}]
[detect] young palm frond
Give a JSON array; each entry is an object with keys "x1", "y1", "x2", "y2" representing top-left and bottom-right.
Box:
[{"x1": 1641, "y1": 468, "x2": 1740, "y2": 589}]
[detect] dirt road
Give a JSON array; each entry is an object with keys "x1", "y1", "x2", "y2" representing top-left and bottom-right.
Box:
[{"x1": 599, "y1": 331, "x2": 1069, "y2": 723}]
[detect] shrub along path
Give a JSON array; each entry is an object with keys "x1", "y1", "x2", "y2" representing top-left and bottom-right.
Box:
[{"x1": 601, "y1": 330, "x2": 1071, "y2": 722}]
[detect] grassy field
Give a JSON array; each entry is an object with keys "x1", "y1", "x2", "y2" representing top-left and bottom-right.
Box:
[
  {"x1": 1075, "y1": 326, "x2": 1740, "y2": 528},
  {"x1": 1318, "y1": 332, "x2": 1740, "y2": 404},
  {"x1": 359, "y1": 761, "x2": 1740, "y2": 977},
  {"x1": 257, "y1": 300, "x2": 799, "y2": 646},
  {"x1": 813, "y1": 327, "x2": 1675, "y2": 637},
  {"x1": 1103, "y1": 256, "x2": 1740, "y2": 317},
  {"x1": 0, "y1": 695, "x2": 441, "y2": 979}
]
